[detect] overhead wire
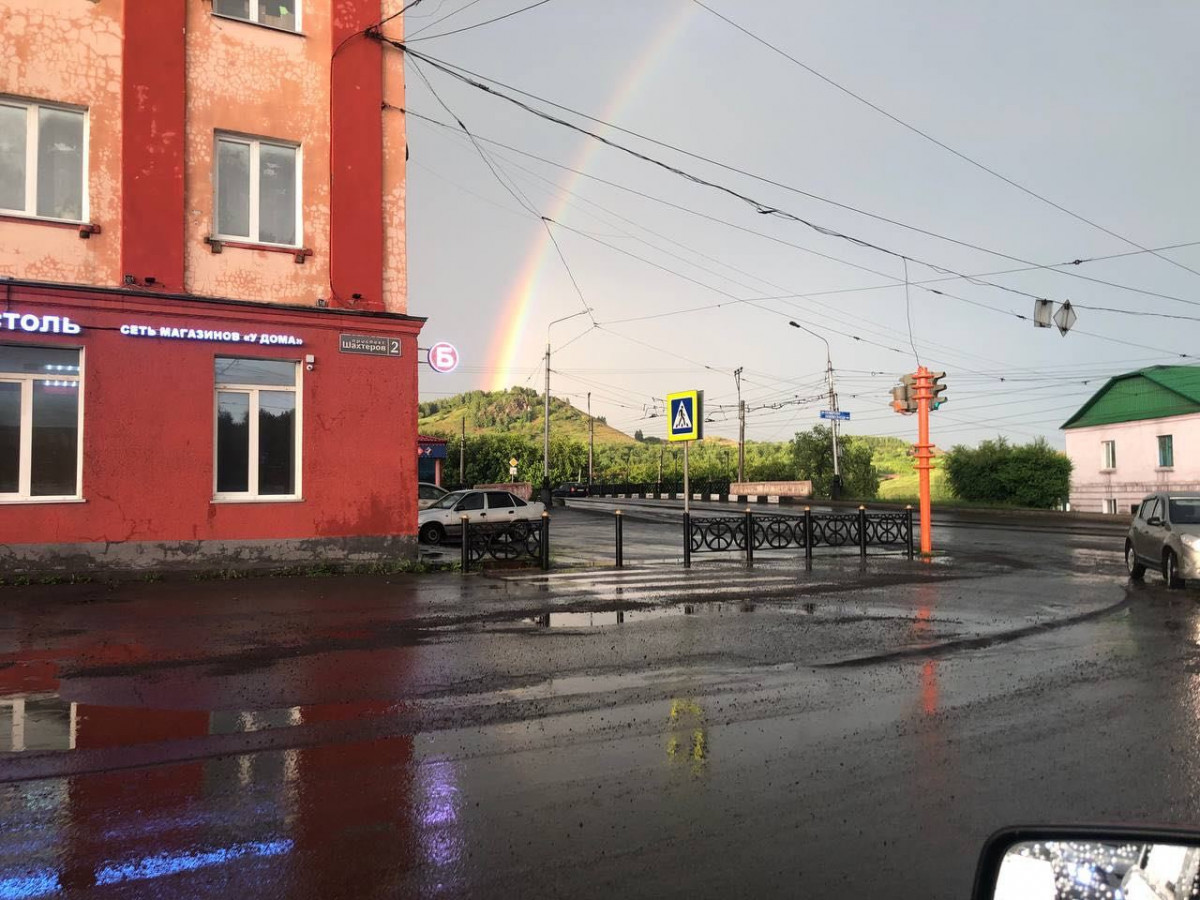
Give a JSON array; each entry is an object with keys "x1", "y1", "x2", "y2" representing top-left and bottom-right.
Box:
[
  {"x1": 407, "y1": 0, "x2": 557, "y2": 41},
  {"x1": 405, "y1": 108, "x2": 1200, "y2": 312},
  {"x1": 392, "y1": 45, "x2": 1200, "y2": 310},
  {"x1": 691, "y1": 0, "x2": 1200, "y2": 284}
]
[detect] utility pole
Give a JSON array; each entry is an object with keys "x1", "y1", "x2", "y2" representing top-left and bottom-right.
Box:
[
  {"x1": 789, "y1": 321, "x2": 841, "y2": 499},
  {"x1": 658, "y1": 445, "x2": 664, "y2": 485},
  {"x1": 459, "y1": 417, "x2": 465, "y2": 486},
  {"x1": 544, "y1": 309, "x2": 591, "y2": 506},
  {"x1": 587, "y1": 392, "x2": 594, "y2": 487},
  {"x1": 828, "y1": 353, "x2": 841, "y2": 500},
  {"x1": 543, "y1": 340, "x2": 550, "y2": 503},
  {"x1": 734, "y1": 367, "x2": 745, "y2": 483}
]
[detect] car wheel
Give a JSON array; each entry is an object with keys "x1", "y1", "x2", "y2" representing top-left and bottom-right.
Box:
[
  {"x1": 1163, "y1": 549, "x2": 1185, "y2": 589},
  {"x1": 1125, "y1": 541, "x2": 1146, "y2": 580},
  {"x1": 420, "y1": 522, "x2": 446, "y2": 545}
]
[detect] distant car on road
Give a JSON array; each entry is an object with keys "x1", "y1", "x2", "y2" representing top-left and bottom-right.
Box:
[
  {"x1": 418, "y1": 489, "x2": 545, "y2": 545},
  {"x1": 1126, "y1": 491, "x2": 1200, "y2": 588},
  {"x1": 418, "y1": 482, "x2": 449, "y2": 509},
  {"x1": 553, "y1": 482, "x2": 589, "y2": 498}
]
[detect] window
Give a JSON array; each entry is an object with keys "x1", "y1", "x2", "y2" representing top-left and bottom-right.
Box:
[
  {"x1": 0, "y1": 99, "x2": 86, "y2": 222},
  {"x1": 214, "y1": 134, "x2": 300, "y2": 247},
  {"x1": 456, "y1": 493, "x2": 484, "y2": 512},
  {"x1": 213, "y1": 0, "x2": 299, "y2": 32},
  {"x1": 214, "y1": 357, "x2": 300, "y2": 500},
  {"x1": 1101, "y1": 440, "x2": 1116, "y2": 470},
  {"x1": 1104, "y1": 499, "x2": 1117, "y2": 515},
  {"x1": 1158, "y1": 434, "x2": 1174, "y2": 468},
  {"x1": 486, "y1": 492, "x2": 514, "y2": 509},
  {"x1": 1169, "y1": 498, "x2": 1200, "y2": 525},
  {"x1": 1140, "y1": 498, "x2": 1159, "y2": 521},
  {"x1": 0, "y1": 345, "x2": 82, "y2": 501}
]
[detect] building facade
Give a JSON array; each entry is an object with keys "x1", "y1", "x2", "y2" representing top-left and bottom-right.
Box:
[
  {"x1": 1061, "y1": 366, "x2": 1200, "y2": 514},
  {"x1": 0, "y1": 1, "x2": 422, "y2": 572}
]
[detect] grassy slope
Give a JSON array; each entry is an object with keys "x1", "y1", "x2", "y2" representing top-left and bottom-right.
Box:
[{"x1": 419, "y1": 389, "x2": 635, "y2": 444}]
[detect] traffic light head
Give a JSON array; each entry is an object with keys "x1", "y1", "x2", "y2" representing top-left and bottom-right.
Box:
[
  {"x1": 891, "y1": 375, "x2": 917, "y2": 414},
  {"x1": 930, "y1": 371, "x2": 947, "y2": 410}
]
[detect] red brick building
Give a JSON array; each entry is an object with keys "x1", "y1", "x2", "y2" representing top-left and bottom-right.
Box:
[{"x1": 0, "y1": 1, "x2": 421, "y2": 572}]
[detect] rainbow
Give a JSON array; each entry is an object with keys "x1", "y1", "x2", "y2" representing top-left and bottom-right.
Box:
[{"x1": 485, "y1": 4, "x2": 698, "y2": 390}]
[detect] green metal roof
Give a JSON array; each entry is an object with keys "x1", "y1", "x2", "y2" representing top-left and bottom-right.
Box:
[{"x1": 1062, "y1": 366, "x2": 1200, "y2": 429}]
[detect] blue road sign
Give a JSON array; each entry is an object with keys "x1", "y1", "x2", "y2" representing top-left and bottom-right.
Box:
[
  {"x1": 667, "y1": 390, "x2": 703, "y2": 442},
  {"x1": 819, "y1": 410, "x2": 851, "y2": 421}
]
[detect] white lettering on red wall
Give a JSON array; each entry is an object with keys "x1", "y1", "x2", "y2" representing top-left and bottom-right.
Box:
[
  {"x1": 0, "y1": 312, "x2": 82, "y2": 334},
  {"x1": 119, "y1": 324, "x2": 304, "y2": 346}
]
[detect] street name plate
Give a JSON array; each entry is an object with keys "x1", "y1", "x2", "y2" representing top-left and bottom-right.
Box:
[{"x1": 339, "y1": 334, "x2": 401, "y2": 357}]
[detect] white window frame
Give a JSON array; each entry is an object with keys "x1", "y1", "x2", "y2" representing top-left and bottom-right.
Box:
[
  {"x1": 0, "y1": 347, "x2": 84, "y2": 503},
  {"x1": 1157, "y1": 434, "x2": 1174, "y2": 469},
  {"x1": 213, "y1": 361, "x2": 302, "y2": 502},
  {"x1": 213, "y1": 132, "x2": 302, "y2": 248},
  {"x1": 212, "y1": 0, "x2": 302, "y2": 33},
  {"x1": 1104, "y1": 499, "x2": 1117, "y2": 515},
  {"x1": 1101, "y1": 440, "x2": 1116, "y2": 470},
  {"x1": 0, "y1": 97, "x2": 89, "y2": 224}
]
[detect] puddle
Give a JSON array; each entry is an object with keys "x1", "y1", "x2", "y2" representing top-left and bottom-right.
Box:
[
  {"x1": 518, "y1": 600, "x2": 927, "y2": 629},
  {"x1": 0, "y1": 695, "x2": 401, "y2": 754}
]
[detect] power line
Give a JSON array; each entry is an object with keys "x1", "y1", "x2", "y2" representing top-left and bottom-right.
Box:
[
  {"x1": 691, "y1": 0, "x2": 1200, "y2": 284},
  {"x1": 406, "y1": 0, "x2": 486, "y2": 38},
  {"x1": 405, "y1": 107, "x2": 1200, "y2": 311},
  {"x1": 407, "y1": 0, "x2": 557, "y2": 41},
  {"x1": 392, "y1": 45, "x2": 1200, "y2": 307}
]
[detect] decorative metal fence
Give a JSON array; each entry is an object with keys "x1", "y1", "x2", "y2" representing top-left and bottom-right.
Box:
[
  {"x1": 683, "y1": 508, "x2": 914, "y2": 568},
  {"x1": 460, "y1": 517, "x2": 549, "y2": 572}
]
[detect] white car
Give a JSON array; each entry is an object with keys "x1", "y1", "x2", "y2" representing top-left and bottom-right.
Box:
[
  {"x1": 418, "y1": 489, "x2": 545, "y2": 545},
  {"x1": 418, "y1": 482, "x2": 449, "y2": 510}
]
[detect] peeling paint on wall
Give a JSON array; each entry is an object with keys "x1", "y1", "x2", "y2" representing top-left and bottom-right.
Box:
[{"x1": 0, "y1": 0, "x2": 123, "y2": 285}]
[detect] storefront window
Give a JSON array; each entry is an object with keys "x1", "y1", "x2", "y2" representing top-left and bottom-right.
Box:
[
  {"x1": 0, "y1": 345, "x2": 82, "y2": 501},
  {"x1": 214, "y1": 357, "x2": 300, "y2": 500}
]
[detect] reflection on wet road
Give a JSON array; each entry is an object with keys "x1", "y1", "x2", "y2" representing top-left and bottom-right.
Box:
[{"x1": 0, "y1": 513, "x2": 1197, "y2": 898}]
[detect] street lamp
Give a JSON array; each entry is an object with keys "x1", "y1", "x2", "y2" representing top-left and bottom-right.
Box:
[
  {"x1": 544, "y1": 309, "x2": 592, "y2": 505},
  {"x1": 789, "y1": 320, "x2": 842, "y2": 500}
]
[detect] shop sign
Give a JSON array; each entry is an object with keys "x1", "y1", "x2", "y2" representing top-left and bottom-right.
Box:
[
  {"x1": 0, "y1": 312, "x2": 82, "y2": 334},
  {"x1": 119, "y1": 324, "x2": 303, "y2": 346},
  {"x1": 339, "y1": 333, "x2": 400, "y2": 357}
]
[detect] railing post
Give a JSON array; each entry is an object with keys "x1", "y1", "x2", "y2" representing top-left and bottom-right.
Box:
[
  {"x1": 615, "y1": 509, "x2": 624, "y2": 568},
  {"x1": 683, "y1": 512, "x2": 692, "y2": 569},
  {"x1": 906, "y1": 505, "x2": 915, "y2": 560},
  {"x1": 858, "y1": 506, "x2": 868, "y2": 559},
  {"x1": 541, "y1": 511, "x2": 551, "y2": 571},
  {"x1": 460, "y1": 515, "x2": 471, "y2": 573},
  {"x1": 803, "y1": 506, "x2": 813, "y2": 572},
  {"x1": 744, "y1": 509, "x2": 755, "y2": 567}
]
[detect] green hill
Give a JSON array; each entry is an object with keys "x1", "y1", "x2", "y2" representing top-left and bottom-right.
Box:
[{"x1": 419, "y1": 387, "x2": 636, "y2": 444}]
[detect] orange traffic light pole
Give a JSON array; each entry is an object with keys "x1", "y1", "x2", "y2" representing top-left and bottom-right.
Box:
[{"x1": 913, "y1": 366, "x2": 934, "y2": 555}]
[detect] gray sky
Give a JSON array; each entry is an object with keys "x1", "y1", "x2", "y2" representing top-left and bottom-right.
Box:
[{"x1": 405, "y1": 0, "x2": 1200, "y2": 448}]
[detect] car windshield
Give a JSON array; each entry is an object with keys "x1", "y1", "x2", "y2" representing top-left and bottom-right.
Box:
[
  {"x1": 427, "y1": 491, "x2": 467, "y2": 510},
  {"x1": 1169, "y1": 499, "x2": 1200, "y2": 524}
]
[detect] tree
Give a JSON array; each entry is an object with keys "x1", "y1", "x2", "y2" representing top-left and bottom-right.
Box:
[
  {"x1": 791, "y1": 426, "x2": 880, "y2": 499},
  {"x1": 944, "y1": 437, "x2": 1071, "y2": 508},
  {"x1": 633, "y1": 429, "x2": 645, "y2": 442}
]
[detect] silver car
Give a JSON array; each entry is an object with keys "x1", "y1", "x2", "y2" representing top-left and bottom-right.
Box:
[{"x1": 1125, "y1": 492, "x2": 1200, "y2": 588}]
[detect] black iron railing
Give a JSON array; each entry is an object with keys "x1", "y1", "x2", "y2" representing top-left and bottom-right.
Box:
[
  {"x1": 683, "y1": 508, "x2": 914, "y2": 568},
  {"x1": 460, "y1": 515, "x2": 549, "y2": 572}
]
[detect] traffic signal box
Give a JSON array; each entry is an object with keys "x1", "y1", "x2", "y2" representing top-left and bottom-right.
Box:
[{"x1": 889, "y1": 367, "x2": 947, "y2": 556}]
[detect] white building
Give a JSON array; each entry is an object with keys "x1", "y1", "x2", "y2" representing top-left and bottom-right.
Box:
[{"x1": 1062, "y1": 366, "x2": 1200, "y2": 514}]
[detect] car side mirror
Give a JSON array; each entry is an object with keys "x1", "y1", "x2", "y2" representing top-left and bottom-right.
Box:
[
  {"x1": 1148, "y1": 516, "x2": 1163, "y2": 526},
  {"x1": 973, "y1": 826, "x2": 1200, "y2": 900}
]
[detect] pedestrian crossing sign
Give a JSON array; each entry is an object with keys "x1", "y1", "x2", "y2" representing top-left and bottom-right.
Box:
[{"x1": 667, "y1": 390, "x2": 703, "y2": 442}]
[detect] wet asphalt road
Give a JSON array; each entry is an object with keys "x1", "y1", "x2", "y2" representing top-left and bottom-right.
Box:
[{"x1": 1, "y1": 509, "x2": 1198, "y2": 898}]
